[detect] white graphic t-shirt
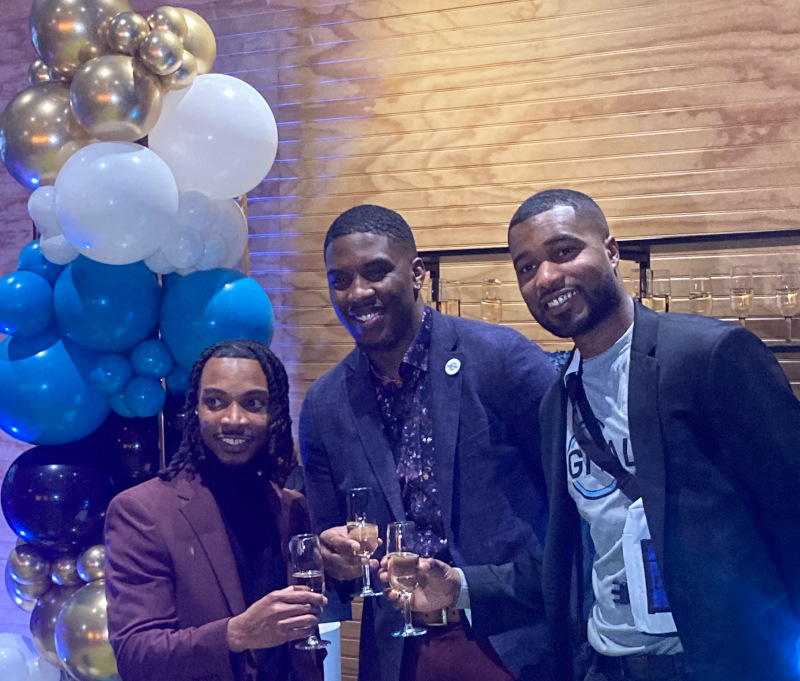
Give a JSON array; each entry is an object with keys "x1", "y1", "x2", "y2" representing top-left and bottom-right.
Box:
[{"x1": 564, "y1": 325, "x2": 682, "y2": 656}]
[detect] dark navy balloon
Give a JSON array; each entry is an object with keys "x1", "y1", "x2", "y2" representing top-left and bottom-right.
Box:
[
  {"x1": 17, "y1": 240, "x2": 66, "y2": 286},
  {"x1": 1, "y1": 445, "x2": 116, "y2": 549}
]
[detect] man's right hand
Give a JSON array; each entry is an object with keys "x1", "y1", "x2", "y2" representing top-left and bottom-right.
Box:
[
  {"x1": 319, "y1": 526, "x2": 379, "y2": 581},
  {"x1": 226, "y1": 585, "x2": 326, "y2": 651}
]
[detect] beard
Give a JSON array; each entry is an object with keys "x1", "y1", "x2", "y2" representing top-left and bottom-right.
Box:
[{"x1": 533, "y1": 271, "x2": 623, "y2": 340}]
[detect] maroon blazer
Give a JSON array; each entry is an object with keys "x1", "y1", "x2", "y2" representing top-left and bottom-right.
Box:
[{"x1": 104, "y1": 469, "x2": 323, "y2": 681}]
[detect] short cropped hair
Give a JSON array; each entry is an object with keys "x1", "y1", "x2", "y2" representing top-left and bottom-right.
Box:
[
  {"x1": 509, "y1": 189, "x2": 609, "y2": 237},
  {"x1": 324, "y1": 204, "x2": 417, "y2": 254}
]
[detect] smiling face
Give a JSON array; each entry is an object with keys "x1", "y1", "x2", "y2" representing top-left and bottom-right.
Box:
[
  {"x1": 509, "y1": 205, "x2": 630, "y2": 356},
  {"x1": 324, "y1": 232, "x2": 426, "y2": 365},
  {"x1": 197, "y1": 357, "x2": 270, "y2": 467}
]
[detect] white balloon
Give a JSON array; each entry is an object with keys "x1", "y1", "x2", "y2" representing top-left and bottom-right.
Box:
[
  {"x1": 28, "y1": 187, "x2": 60, "y2": 238},
  {"x1": 148, "y1": 74, "x2": 278, "y2": 199},
  {"x1": 54, "y1": 142, "x2": 179, "y2": 265},
  {"x1": 209, "y1": 199, "x2": 248, "y2": 269},
  {"x1": 0, "y1": 633, "x2": 35, "y2": 659},
  {"x1": 176, "y1": 190, "x2": 218, "y2": 232},
  {"x1": 28, "y1": 656, "x2": 60, "y2": 681},
  {"x1": 144, "y1": 250, "x2": 175, "y2": 275},
  {"x1": 162, "y1": 230, "x2": 203, "y2": 269},
  {"x1": 195, "y1": 232, "x2": 226, "y2": 271},
  {"x1": 40, "y1": 234, "x2": 79, "y2": 265},
  {"x1": 0, "y1": 646, "x2": 28, "y2": 681}
]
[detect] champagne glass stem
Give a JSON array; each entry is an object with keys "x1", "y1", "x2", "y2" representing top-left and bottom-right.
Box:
[
  {"x1": 738, "y1": 317, "x2": 746, "y2": 328},
  {"x1": 785, "y1": 316, "x2": 793, "y2": 343},
  {"x1": 402, "y1": 593, "x2": 414, "y2": 636},
  {"x1": 361, "y1": 563, "x2": 373, "y2": 594}
]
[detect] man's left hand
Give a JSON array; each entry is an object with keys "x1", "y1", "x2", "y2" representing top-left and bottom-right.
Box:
[{"x1": 378, "y1": 556, "x2": 461, "y2": 612}]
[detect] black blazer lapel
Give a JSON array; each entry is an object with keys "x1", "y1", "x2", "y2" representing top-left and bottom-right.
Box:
[
  {"x1": 177, "y1": 474, "x2": 246, "y2": 615},
  {"x1": 428, "y1": 313, "x2": 463, "y2": 539},
  {"x1": 628, "y1": 303, "x2": 667, "y2": 562},
  {"x1": 344, "y1": 351, "x2": 405, "y2": 521}
]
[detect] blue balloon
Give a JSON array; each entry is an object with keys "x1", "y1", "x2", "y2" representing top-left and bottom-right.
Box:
[
  {"x1": 90, "y1": 354, "x2": 133, "y2": 394},
  {"x1": 130, "y1": 339, "x2": 174, "y2": 379},
  {"x1": 0, "y1": 329, "x2": 110, "y2": 445},
  {"x1": 54, "y1": 257, "x2": 161, "y2": 353},
  {"x1": 110, "y1": 392, "x2": 136, "y2": 418},
  {"x1": 0, "y1": 271, "x2": 54, "y2": 337},
  {"x1": 123, "y1": 377, "x2": 166, "y2": 418},
  {"x1": 165, "y1": 365, "x2": 190, "y2": 394},
  {"x1": 160, "y1": 269, "x2": 274, "y2": 370},
  {"x1": 17, "y1": 240, "x2": 66, "y2": 285}
]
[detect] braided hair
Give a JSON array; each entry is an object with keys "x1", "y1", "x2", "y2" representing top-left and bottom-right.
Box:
[{"x1": 160, "y1": 339, "x2": 293, "y2": 487}]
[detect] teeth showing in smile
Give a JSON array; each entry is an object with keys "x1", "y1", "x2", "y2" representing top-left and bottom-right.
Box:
[
  {"x1": 354, "y1": 311, "x2": 378, "y2": 322},
  {"x1": 222, "y1": 438, "x2": 246, "y2": 446},
  {"x1": 547, "y1": 291, "x2": 576, "y2": 309}
]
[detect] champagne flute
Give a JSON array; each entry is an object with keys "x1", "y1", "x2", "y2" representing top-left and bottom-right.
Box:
[
  {"x1": 649, "y1": 269, "x2": 671, "y2": 313},
  {"x1": 480, "y1": 278, "x2": 502, "y2": 324},
  {"x1": 437, "y1": 279, "x2": 461, "y2": 317},
  {"x1": 346, "y1": 487, "x2": 380, "y2": 597},
  {"x1": 729, "y1": 266, "x2": 754, "y2": 327},
  {"x1": 775, "y1": 268, "x2": 799, "y2": 342},
  {"x1": 386, "y1": 521, "x2": 426, "y2": 638},
  {"x1": 688, "y1": 275, "x2": 713, "y2": 315},
  {"x1": 288, "y1": 534, "x2": 330, "y2": 650}
]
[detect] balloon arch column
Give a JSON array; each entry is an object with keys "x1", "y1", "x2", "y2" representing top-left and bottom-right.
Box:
[{"x1": 0, "y1": 2, "x2": 282, "y2": 679}]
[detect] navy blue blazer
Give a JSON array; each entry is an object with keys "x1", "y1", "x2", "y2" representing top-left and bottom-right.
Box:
[
  {"x1": 540, "y1": 303, "x2": 800, "y2": 681},
  {"x1": 301, "y1": 309, "x2": 556, "y2": 681}
]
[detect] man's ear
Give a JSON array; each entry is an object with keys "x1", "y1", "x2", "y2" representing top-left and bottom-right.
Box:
[
  {"x1": 411, "y1": 257, "x2": 426, "y2": 295},
  {"x1": 605, "y1": 235, "x2": 620, "y2": 273}
]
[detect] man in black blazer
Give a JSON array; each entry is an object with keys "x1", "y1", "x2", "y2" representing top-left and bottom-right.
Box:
[
  {"x1": 301, "y1": 204, "x2": 556, "y2": 681},
  {"x1": 507, "y1": 188, "x2": 800, "y2": 681}
]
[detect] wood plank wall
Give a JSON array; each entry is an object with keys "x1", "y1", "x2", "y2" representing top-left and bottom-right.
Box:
[{"x1": 0, "y1": 1, "x2": 797, "y2": 676}]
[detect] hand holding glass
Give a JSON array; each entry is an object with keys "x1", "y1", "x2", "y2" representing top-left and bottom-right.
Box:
[
  {"x1": 386, "y1": 521, "x2": 426, "y2": 637},
  {"x1": 346, "y1": 487, "x2": 380, "y2": 597},
  {"x1": 289, "y1": 534, "x2": 330, "y2": 650}
]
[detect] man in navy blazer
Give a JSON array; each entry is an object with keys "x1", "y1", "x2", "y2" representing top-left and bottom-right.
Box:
[
  {"x1": 301, "y1": 204, "x2": 557, "y2": 681},
  {"x1": 508, "y1": 189, "x2": 800, "y2": 681}
]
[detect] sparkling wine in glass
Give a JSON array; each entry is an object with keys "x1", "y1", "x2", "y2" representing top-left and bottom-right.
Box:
[
  {"x1": 688, "y1": 275, "x2": 713, "y2": 316},
  {"x1": 346, "y1": 487, "x2": 380, "y2": 597},
  {"x1": 289, "y1": 534, "x2": 330, "y2": 651},
  {"x1": 386, "y1": 521, "x2": 426, "y2": 638},
  {"x1": 436, "y1": 279, "x2": 461, "y2": 317},
  {"x1": 648, "y1": 269, "x2": 671, "y2": 313},
  {"x1": 775, "y1": 268, "x2": 800, "y2": 342},
  {"x1": 480, "y1": 278, "x2": 502, "y2": 324},
  {"x1": 729, "y1": 266, "x2": 754, "y2": 327}
]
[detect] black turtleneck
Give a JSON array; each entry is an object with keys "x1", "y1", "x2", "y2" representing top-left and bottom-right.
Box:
[{"x1": 202, "y1": 454, "x2": 289, "y2": 681}]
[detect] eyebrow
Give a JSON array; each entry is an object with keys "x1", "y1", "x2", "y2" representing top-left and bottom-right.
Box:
[
  {"x1": 512, "y1": 235, "x2": 582, "y2": 268},
  {"x1": 200, "y1": 388, "x2": 270, "y2": 398}
]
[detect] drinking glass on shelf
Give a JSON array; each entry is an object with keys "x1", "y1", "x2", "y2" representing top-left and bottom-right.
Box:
[
  {"x1": 436, "y1": 279, "x2": 461, "y2": 317},
  {"x1": 775, "y1": 268, "x2": 800, "y2": 342},
  {"x1": 289, "y1": 534, "x2": 330, "y2": 650},
  {"x1": 480, "y1": 278, "x2": 502, "y2": 324},
  {"x1": 729, "y1": 266, "x2": 754, "y2": 327},
  {"x1": 385, "y1": 521, "x2": 426, "y2": 638},
  {"x1": 649, "y1": 269, "x2": 671, "y2": 313},
  {"x1": 346, "y1": 487, "x2": 380, "y2": 598},
  {"x1": 688, "y1": 275, "x2": 713, "y2": 316}
]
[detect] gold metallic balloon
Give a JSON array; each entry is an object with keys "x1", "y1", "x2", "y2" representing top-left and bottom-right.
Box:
[
  {"x1": 77, "y1": 545, "x2": 106, "y2": 582},
  {"x1": 161, "y1": 49, "x2": 197, "y2": 91},
  {"x1": 178, "y1": 8, "x2": 216, "y2": 74},
  {"x1": 55, "y1": 580, "x2": 121, "y2": 681},
  {"x1": 5, "y1": 562, "x2": 50, "y2": 612},
  {"x1": 106, "y1": 11, "x2": 149, "y2": 56},
  {"x1": 51, "y1": 554, "x2": 83, "y2": 586},
  {"x1": 147, "y1": 6, "x2": 188, "y2": 41},
  {"x1": 138, "y1": 28, "x2": 183, "y2": 76},
  {"x1": 29, "y1": 0, "x2": 132, "y2": 78},
  {"x1": 70, "y1": 55, "x2": 163, "y2": 142},
  {"x1": 28, "y1": 59, "x2": 52, "y2": 84},
  {"x1": 30, "y1": 584, "x2": 81, "y2": 667},
  {"x1": 0, "y1": 82, "x2": 95, "y2": 189},
  {"x1": 8, "y1": 543, "x2": 51, "y2": 584}
]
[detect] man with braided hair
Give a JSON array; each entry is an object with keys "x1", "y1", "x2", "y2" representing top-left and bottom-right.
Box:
[{"x1": 105, "y1": 339, "x2": 325, "y2": 681}]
